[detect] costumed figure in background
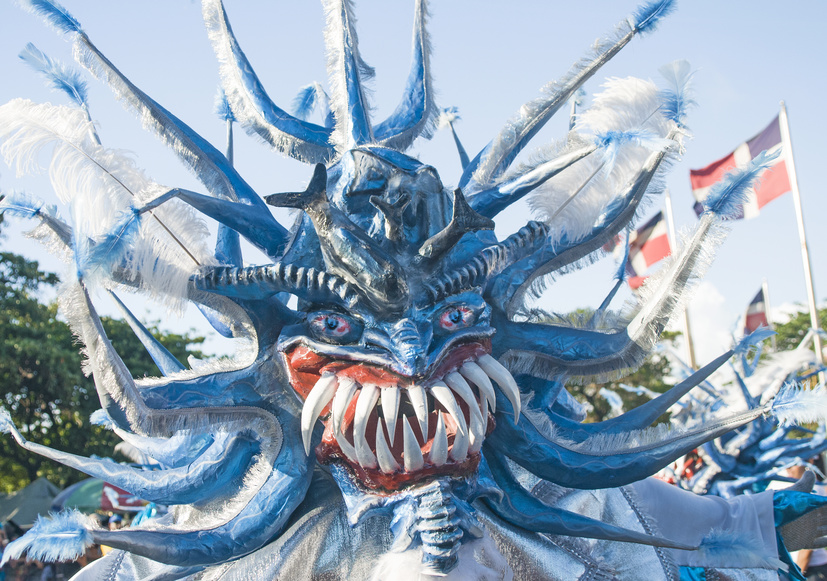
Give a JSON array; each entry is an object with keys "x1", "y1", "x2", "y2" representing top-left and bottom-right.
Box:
[
  {"x1": 658, "y1": 328, "x2": 827, "y2": 499},
  {"x1": 1, "y1": 0, "x2": 827, "y2": 579}
]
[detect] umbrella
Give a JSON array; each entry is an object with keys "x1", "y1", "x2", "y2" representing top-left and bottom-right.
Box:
[{"x1": 51, "y1": 478, "x2": 146, "y2": 513}]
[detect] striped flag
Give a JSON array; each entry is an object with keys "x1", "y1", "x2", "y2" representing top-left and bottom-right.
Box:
[
  {"x1": 743, "y1": 288, "x2": 768, "y2": 335},
  {"x1": 690, "y1": 116, "x2": 791, "y2": 219},
  {"x1": 623, "y1": 212, "x2": 671, "y2": 289}
]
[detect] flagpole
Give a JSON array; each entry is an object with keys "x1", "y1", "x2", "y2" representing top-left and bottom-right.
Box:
[
  {"x1": 663, "y1": 188, "x2": 697, "y2": 369},
  {"x1": 778, "y1": 101, "x2": 824, "y2": 370},
  {"x1": 761, "y1": 278, "x2": 777, "y2": 351}
]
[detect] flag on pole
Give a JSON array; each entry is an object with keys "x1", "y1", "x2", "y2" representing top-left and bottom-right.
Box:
[
  {"x1": 621, "y1": 212, "x2": 671, "y2": 289},
  {"x1": 742, "y1": 288, "x2": 768, "y2": 335},
  {"x1": 689, "y1": 116, "x2": 791, "y2": 219}
]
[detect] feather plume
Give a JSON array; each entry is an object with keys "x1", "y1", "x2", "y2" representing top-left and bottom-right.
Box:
[
  {"x1": 18, "y1": 0, "x2": 82, "y2": 35},
  {"x1": 0, "y1": 191, "x2": 56, "y2": 219},
  {"x1": 595, "y1": 128, "x2": 670, "y2": 174},
  {"x1": 703, "y1": 149, "x2": 781, "y2": 218},
  {"x1": 0, "y1": 99, "x2": 214, "y2": 304},
  {"x1": 733, "y1": 325, "x2": 775, "y2": 357},
  {"x1": 213, "y1": 87, "x2": 235, "y2": 123},
  {"x1": 19, "y1": 43, "x2": 88, "y2": 109},
  {"x1": 1, "y1": 510, "x2": 96, "y2": 565},
  {"x1": 695, "y1": 529, "x2": 786, "y2": 570},
  {"x1": 80, "y1": 206, "x2": 143, "y2": 276},
  {"x1": 771, "y1": 383, "x2": 827, "y2": 427},
  {"x1": 292, "y1": 82, "x2": 331, "y2": 123},
  {"x1": 437, "y1": 107, "x2": 460, "y2": 129},
  {"x1": 658, "y1": 59, "x2": 695, "y2": 126},
  {"x1": 631, "y1": 0, "x2": 677, "y2": 36}
]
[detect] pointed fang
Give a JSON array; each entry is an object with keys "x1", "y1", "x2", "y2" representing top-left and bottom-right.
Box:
[
  {"x1": 451, "y1": 418, "x2": 469, "y2": 463},
  {"x1": 477, "y1": 354, "x2": 521, "y2": 422},
  {"x1": 354, "y1": 384, "x2": 379, "y2": 469},
  {"x1": 331, "y1": 376, "x2": 358, "y2": 436},
  {"x1": 460, "y1": 361, "x2": 497, "y2": 414},
  {"x1": 381, "y1": 386, "x2": 400, "y2": 446},
  {"x1": 402, "y1": 416, "x2": 425, "y2": 472},
  {"x1": 443, "y1": 372, "x2": 484, "y2": 427},
  {"x1": 407, "y1": 384, "x2": 429, "y2": 438},
  {"x1": 430, "y1": 413, "x2": 448, "y2": 467},
  {"x1": 430, "y1": 382, "x2": 467, "y2": 437},
  {"x1": 375, "y1": 424, "x2": 400, "y2": 474},
  {"x1": 301, "y1": 372, "x2": 338, "y2": 455}
]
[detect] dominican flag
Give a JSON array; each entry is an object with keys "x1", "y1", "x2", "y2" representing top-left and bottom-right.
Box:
[
  {"x1": 743, "y1": 289, "x2": 768, "y2": 334},
  {"x1": 690, "y1": 116, "x2": 791, "y2": 219},
  {"x1": 624, "y1": 212, "x2": 671, "y2": 289}
]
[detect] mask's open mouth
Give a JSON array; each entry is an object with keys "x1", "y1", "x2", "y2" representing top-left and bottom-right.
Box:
[{"x1": 283, "y1": 339, "x2": 519, "y2": 492}]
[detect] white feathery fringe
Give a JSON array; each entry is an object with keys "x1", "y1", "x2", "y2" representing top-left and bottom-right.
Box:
[
  {"x1": 202, "y1": 0, "x2": 330, "y2": 163},
  {"x1": 437, "y1": 107, "x2": 460, "y2": 129},
  {"x1": 323, "y1": 0, "x2": 375, "y2": 153},
  {"x1": 771, "y1": 383, "x2": 827, "y2": 427},
  {"x1": 471, "y1": 18, "x2": 637, "y2": 187},
  {"x1": 523, "y1": 400, "x2": 763, "y2": 457},
  {"x1": 624, "y1": 214, "x2": 728, "y2": 355}
]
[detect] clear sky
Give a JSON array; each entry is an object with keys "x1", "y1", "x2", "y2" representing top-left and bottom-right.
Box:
[{"x1": 0, "y1": 1, "x2": 825, "y2": 365}]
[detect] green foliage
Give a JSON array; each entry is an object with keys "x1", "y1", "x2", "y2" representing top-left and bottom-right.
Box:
[
  {"x1": 0, "y1": 246, "x2": 204, "y2": 493},
  {"x1": 772, "y1": 305, "x2": 827, "y2": 353},
  {"x1": 571, "y1": 331, "x2": 679, "y2": 423}
]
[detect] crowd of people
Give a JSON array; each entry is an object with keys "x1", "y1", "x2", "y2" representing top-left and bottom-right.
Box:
[{"x1": 0, "y1": 513, "x2": 126, "y2": 581}]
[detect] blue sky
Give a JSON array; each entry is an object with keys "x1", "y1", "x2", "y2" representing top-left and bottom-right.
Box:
[{"x1": 0, "y1": 1, "x2": 825, "y2": 364}]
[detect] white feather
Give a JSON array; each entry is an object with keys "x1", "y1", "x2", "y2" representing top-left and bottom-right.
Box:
[
  {"x1": 771, "y1": 383, "x2": 827, "y2": 427},
  {"x1": 0, "y1": 99, "x2": 215, "y2": 305}
]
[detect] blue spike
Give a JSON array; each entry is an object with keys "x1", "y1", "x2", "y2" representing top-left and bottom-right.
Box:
[
  {"x1": 482, "y1": 453, "x2": 696, "y2": 550},
  {"x1": 107, "y1": 290, "x2": 186, "y2": 376},
  {"x1": 19, "y1": 43, "x2": 88, "y2": 108},
  {"x1": 213, "y1": 87, "x2": 235, "y2": 123},
  {"x1": 89, "y1": 408, "x2": 116, "y2": 429},
  {"x1": 615, "y1": 228, "x2": 631, "y2": 282},
  {"x1": 19, "y1": 0, "x2": 82, "y2": 35},
  {"x1": 0, "y1": 407, "x2": 13, "y2": 434},
  {"x1": 703, "y1": 149, "x2": 781, "y2": 218},
  {"x1": 631, "y1": 0, "x2": 677, "y2": 35}
]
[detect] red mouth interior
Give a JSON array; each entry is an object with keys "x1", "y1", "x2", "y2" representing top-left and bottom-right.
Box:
[{"x1": 284, "y1": 341, "x2": 493, "y2": 493}]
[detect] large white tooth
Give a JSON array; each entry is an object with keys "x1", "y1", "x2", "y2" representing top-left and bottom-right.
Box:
[
  {"x1": 381, "y1": 387, "x2": 400, "y2": 446},
  {"x1": 407, "y1": 384, "x2": 429, "y2": 438},
  {"x1": 477, "y1": 354, "x2": 521, "y2": 422},
  {"x1": 301, "y1": 372, "x2": 338, "y2": 455},
  {"x1": 331, "y1": 376, "x2": 358, "y2": 436},
  {"x1": 429, "y1": 382, "x2": 467, "y2": 437},
  {"x1": 460, "y1": 361, "x2": 497, "y2": 414},
  {"x1": 334, "y1": 424, "x2": 359, "y2": 463},
  {"x1": 430, "y1": 413, "x2": 448, "y2": 467},
  {"x1": 375, "y1": 425, "x2": 400, "y2": 474},
  {"x1": 443, "y1": 373, "x2": 484, "y2": 428},
  {"x1": 402, "y1": 416, "x2": 425, "y2": 472},
  {"x1": 354, "y1": 384, "x2": 379, "y2": 469},
  {"x1": 450, "y1": 416, "x2": 469, "y2": 463},
  {"x1": 467, "y1": 404, "x2": 485, "y2": 453}
]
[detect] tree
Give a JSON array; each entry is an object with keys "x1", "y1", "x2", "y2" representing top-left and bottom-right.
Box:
[
  {"x1": 772, "y1": 306, "x2": 827, "y2": 354},
  {"x1": 0, "y1": 231, "x2": 205, "y2": 493}
]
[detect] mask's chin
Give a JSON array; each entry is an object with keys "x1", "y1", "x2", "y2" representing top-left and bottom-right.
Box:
[{"x1": 283, "y1": 340, "x2": 497, "y2": 493}]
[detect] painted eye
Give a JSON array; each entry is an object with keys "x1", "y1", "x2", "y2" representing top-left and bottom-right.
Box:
[
  {"x1": 438, "y1": 306, "x2": 474, "y2": 331},
  {"x1": 308, "y1": 312, "x2": 358, "y2": 343}
]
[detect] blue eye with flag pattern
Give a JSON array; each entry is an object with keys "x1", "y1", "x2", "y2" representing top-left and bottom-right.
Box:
[{"x1": 308, "y1": 311, "x2": 363, "y2": 344}]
